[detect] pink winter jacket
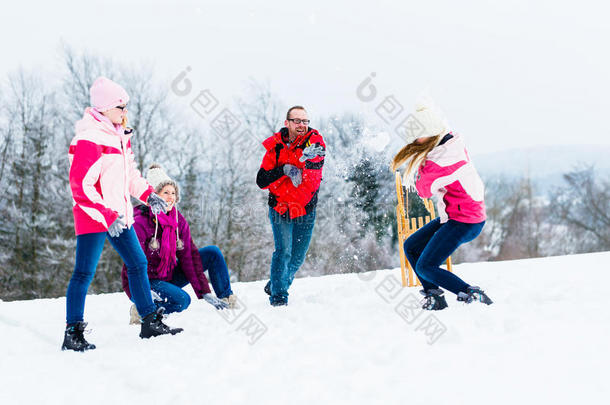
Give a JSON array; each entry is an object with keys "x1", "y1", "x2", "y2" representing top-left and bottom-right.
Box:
[
  {"x1": 415, "y1": 134, "x2": 486, "y2": 224},
  {"x1": 68, "y1": 108, "x2": 154, "y2": 235}
]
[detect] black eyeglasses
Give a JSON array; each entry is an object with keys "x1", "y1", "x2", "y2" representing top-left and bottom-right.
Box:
[
  {"x1": 115, "y1": 105, "x2": 127, "y2": 111},
  {"x1": 287, "y1": 118, "x2": 310, "y2": 125}
]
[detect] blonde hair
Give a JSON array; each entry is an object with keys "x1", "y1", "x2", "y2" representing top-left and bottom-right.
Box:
[{"x1": 390, "y1": 136, "x2": 441, "y2": 180}]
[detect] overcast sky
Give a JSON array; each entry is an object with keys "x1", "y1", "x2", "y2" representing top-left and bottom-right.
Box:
[{"x1": 2, "y1": 0, "x2": 609, "y2": 155}]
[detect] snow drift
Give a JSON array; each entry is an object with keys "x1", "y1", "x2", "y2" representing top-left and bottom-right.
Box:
[{"x1": 1, "y1": 252, "x2": 608, "y2": 404}]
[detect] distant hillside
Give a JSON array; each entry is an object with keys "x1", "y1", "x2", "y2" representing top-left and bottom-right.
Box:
[{"x1": 472, "y1": 144, "x2": 610, "y2": 192}]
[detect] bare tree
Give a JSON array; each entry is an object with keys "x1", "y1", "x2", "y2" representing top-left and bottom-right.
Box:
[
  {"x1": 236, "y1": 78, "x2": 283, "y2": 137},
  {"x1": 550, "y1": 167, "x2": 610, "y2": 252}
]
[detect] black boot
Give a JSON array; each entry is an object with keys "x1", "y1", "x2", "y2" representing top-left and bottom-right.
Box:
[
  {"x1": 61, "y1": 322, "x2": 96, "y2": 352},
  {"x1": 139, "y1": 307, "x2": 183, "y2": 339},
  {"x1": 420, "y1": 289, "x2": 448, "y2": 311},
  {"x1": 270, "y1": 298, "x2": 288, "y2": 307},
  {"x1": 457, "y1": 286, "x2": 493, "y2": 305},
  {"x1": 264, "y1": 281, "x2": 271, "y2": 296}
]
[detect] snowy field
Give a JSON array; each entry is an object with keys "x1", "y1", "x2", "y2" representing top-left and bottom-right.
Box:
[{"x1": 1, "y1": 252, "x2": 608, "y2": 405}]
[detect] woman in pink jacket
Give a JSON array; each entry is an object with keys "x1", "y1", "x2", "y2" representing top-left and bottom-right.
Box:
[
  {"x1": 62, "y1": 77, "x2": 182, "y2": 351},
  {"x1": 391, "y1": 98, "x2": 493, "y2": 310}
]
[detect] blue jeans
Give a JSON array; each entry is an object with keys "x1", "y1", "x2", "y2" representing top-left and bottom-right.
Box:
[
  {"x1": 149, "y1": 269, "x2": 191, "y2": 314},
  {"x1": 403, "y1": 218, "x2": 485, "y2": 295},
  {"x1": 268, "y1": 207, "x2": 316, "y2": 304},
  {"x1": 66, "y1": 227, "x2": 156, "y2": 324},
  {"x1": 199, "y1": 245, "x2": 233, "y2": 299},
  {"x1": 147, "y1": 245, "x2": 233, "y2": 314}
]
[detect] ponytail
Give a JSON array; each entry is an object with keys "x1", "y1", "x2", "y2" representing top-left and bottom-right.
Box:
[{"x1": 390, "y1": 136, "x2": 441, "y2": 182}]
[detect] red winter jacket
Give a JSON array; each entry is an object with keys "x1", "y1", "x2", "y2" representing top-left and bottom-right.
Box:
[{"x1": 256, "y1": 127, "x2": 325, "y2": 218}]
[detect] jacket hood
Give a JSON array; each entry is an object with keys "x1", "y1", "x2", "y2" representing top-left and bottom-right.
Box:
[{"x1": 74, "y1": 107, "x2": 122, "y2": 136}]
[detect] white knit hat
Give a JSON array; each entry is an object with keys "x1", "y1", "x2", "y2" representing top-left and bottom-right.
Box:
[
  {"x1": 146, "y1": 163, "x2": 180, "y2": 202},
  {"x1": 404, "y1": 96, "x2": 450, "y2": 144}
]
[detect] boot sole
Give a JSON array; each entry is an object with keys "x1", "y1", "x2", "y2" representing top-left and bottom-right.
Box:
[
  {"x1": 139, "y1": 328, "x2": 184, "y2": 339},
  {"x1": 61, "y1": 344, "x2": 96, "y2": 351}
]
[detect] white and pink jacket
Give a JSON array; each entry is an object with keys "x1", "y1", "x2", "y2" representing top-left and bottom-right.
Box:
[
  {"x1": 69, "y1": 108, "x2": 154, "y2": 235},
  {"x1": 415, "y1": 133, "x2": 486, "y2": 224}
]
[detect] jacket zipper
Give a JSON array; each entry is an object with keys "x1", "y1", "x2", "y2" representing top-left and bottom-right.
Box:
[{"x1": 120, "y1": 135, "x2": 129, "y2": 224}]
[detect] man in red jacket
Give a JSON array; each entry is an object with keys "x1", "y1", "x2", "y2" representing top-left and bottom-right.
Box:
[{"x1": 256, "y1": 106, "x2": 326, "y2": 306}]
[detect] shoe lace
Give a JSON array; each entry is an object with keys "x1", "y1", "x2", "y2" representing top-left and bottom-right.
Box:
[
  {"x1": 152, "y1": 312, "x2": 171, "y2": 332},
  {"x1": 468, "y1": 288, "x2": 488, "y2": 303},
  {"x1": 72, "y1": 323, "x2": 92, "y2": 344},
  {"x1": 475, "y1": 290, "x2": 493, "y2": 304},
  {"x1": 460, "y1": 288, "x2": 489, "y2": 304},
  {"x1": 421, "y1": 295, "x2": 434, "y2": 310}
]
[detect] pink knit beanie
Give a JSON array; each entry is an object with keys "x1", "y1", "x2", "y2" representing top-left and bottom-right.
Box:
[{"x1": 89, "y1": 77, "x2": 130, "y2": 112}]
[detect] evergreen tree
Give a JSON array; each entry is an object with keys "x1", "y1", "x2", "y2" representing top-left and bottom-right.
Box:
[
  {"x1": 406, "y1": 189, "x2": 430, "y2": 218},
  {"x1": 347, "y1": 156, "x2": 396, "y2": 243}
]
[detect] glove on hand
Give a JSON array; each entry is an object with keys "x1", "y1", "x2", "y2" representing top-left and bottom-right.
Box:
[
  {"x1": 203, "y1": 293, "x2": 229, "y2": 310},
  {"x1": 148, "y1": 192, "x2": 168, "y2": 215},
  {"x1": 299, "y1": 143, "x2": 326, "y2": 162},
  {"x1": 108, "y1": 215, "x2": 126, "y2": 238},
  {"x1": 283, "y1": 164, "x2": 302, "y2": 187}
]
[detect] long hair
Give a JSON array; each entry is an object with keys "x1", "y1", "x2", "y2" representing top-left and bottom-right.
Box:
[{"x1": 390, "y1": 136, "x2": 441, "y2": 182}]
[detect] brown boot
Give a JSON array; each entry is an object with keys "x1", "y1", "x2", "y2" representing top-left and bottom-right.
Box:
[
  {"x1": 129, "y1": 304, "x2": 141, "y2": 325},
  {"x1": 221, "y1": 294, "x2": 240, "y2": 309}
]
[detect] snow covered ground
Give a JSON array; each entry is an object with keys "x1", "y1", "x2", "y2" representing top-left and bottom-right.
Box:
[{"x1": 1, "y1": 252, "x2": 608, "y2": 405}]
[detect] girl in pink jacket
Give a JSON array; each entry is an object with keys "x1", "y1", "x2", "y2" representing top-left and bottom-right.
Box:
[
  {"x1": 62, "y1": 77, "x2": 182, "y2": 351},
  {"x1": 391, "y1": 99, "x2": 493, "y2": 310}
]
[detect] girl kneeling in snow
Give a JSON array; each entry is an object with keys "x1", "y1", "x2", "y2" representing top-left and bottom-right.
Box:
[
  {"x1": 122, "y1": 164, "x2": 239, "y2": 323},
  {"x1": 391, "y1": 98, "x2": 493, "y2": 310}
]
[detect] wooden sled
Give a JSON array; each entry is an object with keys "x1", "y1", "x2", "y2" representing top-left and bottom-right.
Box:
[{"x1": 395, "y1": 171, "x2": 453, "y2": 287}]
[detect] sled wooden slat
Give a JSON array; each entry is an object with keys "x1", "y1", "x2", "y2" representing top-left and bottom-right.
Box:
[
  {"x1": 395, "y1": 171, "x2": 453, "y2": 287},
  {"x1": 396, "y1": 206, "x2": 408, "y2": 287}
]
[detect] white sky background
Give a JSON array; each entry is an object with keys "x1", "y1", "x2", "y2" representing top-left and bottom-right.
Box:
[{"x1": 1, "y1": 0, "x2": 609, "y2": 155}]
